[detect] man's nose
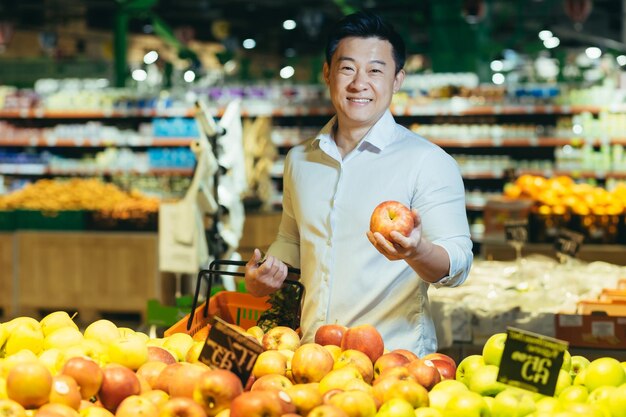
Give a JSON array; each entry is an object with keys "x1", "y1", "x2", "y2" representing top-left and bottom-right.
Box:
[{"x1": 349, "y1": 71, "x2": 367, "y2": 89}]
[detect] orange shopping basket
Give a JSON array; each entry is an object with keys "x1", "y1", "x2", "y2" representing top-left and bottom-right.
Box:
[{"x1": 164, "y1": 259, "x2": 304, "y2": 337}]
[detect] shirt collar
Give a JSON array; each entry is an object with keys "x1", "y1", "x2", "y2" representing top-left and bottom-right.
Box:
[{"x1": 312, "y1": 110, "x2": 397, "y2": 152}]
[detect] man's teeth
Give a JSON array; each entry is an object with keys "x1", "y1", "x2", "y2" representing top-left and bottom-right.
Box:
[{"x1": 350, "y1": 98, "x2": 371, "y2": 102}]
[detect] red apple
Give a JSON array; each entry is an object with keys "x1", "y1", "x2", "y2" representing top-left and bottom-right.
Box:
[
  {"x1": 159, "y1": 397, "x2": 207, "y2": 417},
  {"x1": 193, "y1": 369, "x2": 243, "y2": 417},
  {"x1": 6, "y1": 361, "x2": 53, "y2": 409},
  {"x1": 333, "y1": 349, "x2": 374, "y2": 384},
  {"x1": 373, "y1": 352, "x2": 410, "y2": 380},
  {"x1": 422, "y1": 353, "x2": 456, "y2": 370},
  {"x1": 97, "y1": 364, "x2": 141, "y2": 413},
  {"x1": 291, "y1": 343, "x2": 335, "y2": 384},
  {"x1": 168, "y1": 363, "x2": 207, "y2": 399},
  {"x1": 374, "y1": 365, "x2": 415, "y2": 386},
  {"x1": 147, "y1": 346, "x2": 177, "y2": 364},
  {"x1": 369, "y1": 201, "x2": 414, "y2": 242},
  {"x1": 115, "y1": 395, "x2": 158, "y2": 417},
  {"x1": 153, "y1": 362, "x2": 183, "y2": 394},
  {"x1": 49, "y1": 374, "x2": 82, "y2": 410},
  {"x1": 430, "y1": 359, "x2": 456, "y2": 380},
  {"x1": 405, "y1": 359, "x2": 441, "y2": 391},
  {"x1": 136, "y1": 361, "x2": 167, "y2": 389},
  {"x1": 340, "y1": 324, "x2": 384, "y2": 364},
  {"x1": 391, "y1": 349, "x2": 419, "y2": 363},
  {"x1": 229, "y1": 390, "x2": 284, "y2": 417},
  {"x1": 314, "y1": 325, "x2": 348, "y2": 347},
  {"x1": 60, "y1": 356, "x2": 104, "y2": 400},
  {"x1": 250, "y1": 374, "x2": 293, "y2": 391},
  {"x1": 262, "y1": 326, "x2": 301, "y2": 351},
  {"x1": 33, "y1": 403, "x2": 80, "y2": 417}
]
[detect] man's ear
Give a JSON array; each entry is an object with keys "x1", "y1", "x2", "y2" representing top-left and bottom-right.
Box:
[
  {"x1": 393, "y1": 69, "x2": 405, "y2": 93},
  {"x1": 322, "y1": 62, "x2": 330, "y2": 85}
]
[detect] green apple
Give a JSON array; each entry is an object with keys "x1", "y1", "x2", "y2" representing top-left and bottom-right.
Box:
[
  {"x1": 468, "y1": 364, "x2": 507, "y2": 396},
  {"x1": 560, "y1": 350, "x2": 571, "y2": 373},
  {"x1": 482, "y1": 333, "x2": 507, "y2": 367},
  {"x1": 376, "y1": 398, "x2": 415, "y2": 417},
  {"x1": 554, "y1": 369, "x2": 572, "y2": 397},
  {"x1": 562, "y1": 402, "x2": 605, "y2": 417},
  {"x1": 573, "y1": 368, "x2": 586, "y2": 386},
  {"x1": 427, "y1": 389, "x2": 451, "y2": 411},
  {"x1": 584, "y1": 357, "x2": 625, "y2": 392},
  {"x1": 39, "y1": 311, "x2": 78, "y2": 337},
  {"x1": 557, "y1": 385, "x2": 588, "y2": 404},
  {"x1": 492, "y1": 388, "x2": 536, "y2": 417},
  {"x1": 569, "y1": 355, "x2": 590, "y2": 379},
  {"x1": 162, "y1": 333, "x2": 194, "y2": 362},
  {"x1": 535, "y1": 396, "x2": 562, "y2": 413},
  {"x1": 83, "y1": 319, "x2": 119, "y2": 346},
  {"x1": 443, "y1": 391, "x2": 489, "y2": 417},
  {"x1": 587, "y1": 385, "x2": 617, "y2": 410},
  {"x1": 456, "y1": 355, "x2": 485, "y2": 387},
  {"x1": 414, "y1": 407, "x2": 442, "y2": 417},
  {"x1": 608, "y1": 383, "x2": 626, "y2": 417}
]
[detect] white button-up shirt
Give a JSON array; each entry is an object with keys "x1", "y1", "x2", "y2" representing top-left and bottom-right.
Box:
[{"x1": 267, "y1": 110, "x2": 473, "y2": 356}]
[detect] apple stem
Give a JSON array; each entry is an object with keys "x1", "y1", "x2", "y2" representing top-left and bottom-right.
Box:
[{"x1": 71, "y1": 312, "x2": 78, "y2": 320}]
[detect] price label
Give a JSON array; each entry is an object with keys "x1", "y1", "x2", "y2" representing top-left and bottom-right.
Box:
[
  {"x1": 497, "y1": 327, "x2": 569, "y2": 396},
  {"x1": 505, "y1": 220, "x2": 528, "y2": 244},
  {"x1": 199, "y1": 317, "x2": 264, "y2": 385},
  {"x1": 554, "y1": 228, "x2": 584, "y2": 258}
]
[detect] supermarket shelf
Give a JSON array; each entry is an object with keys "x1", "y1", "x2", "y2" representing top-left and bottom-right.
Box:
[
  {"x1": 2, "y1": 103, "x2": 624, "y2": 120},
  {"x1": 0, "y1": 164, "x2": 193, "y2": 176},
  {"x1": 430, "y1": 136, "x2": 626, "y2": 148},
  {"x1": 0, "y1": 137, "x2": 194, "y2": 147}
]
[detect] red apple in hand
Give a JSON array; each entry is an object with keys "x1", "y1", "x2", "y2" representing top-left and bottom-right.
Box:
[
  {"x1": 314, "y1": 324, "x2": 348, "y2": 347},
  {"x1": 369, "y1": 201, "x2": 414, "y2": 243}
]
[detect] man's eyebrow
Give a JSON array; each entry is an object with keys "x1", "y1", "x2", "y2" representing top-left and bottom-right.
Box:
[{"x1": 336, "y1": 57, "x2": 387, "y2": 66}]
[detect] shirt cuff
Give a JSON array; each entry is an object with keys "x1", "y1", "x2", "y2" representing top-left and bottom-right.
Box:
[{"x1": 430, "y1": 241, "x2": 472, "y2": 288}]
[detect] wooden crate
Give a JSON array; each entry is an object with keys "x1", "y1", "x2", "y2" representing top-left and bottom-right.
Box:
[
  {"x1": 0, "y1": 233, "x2": 14, "y2": 317},
  {"x1": 15, "y1": 231, "x2": 159, "y2": 322}
]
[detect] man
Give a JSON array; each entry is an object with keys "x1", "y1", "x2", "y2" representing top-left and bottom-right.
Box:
[{"x1": 245, "y1": 11, "x2": 473, "y2": 356}]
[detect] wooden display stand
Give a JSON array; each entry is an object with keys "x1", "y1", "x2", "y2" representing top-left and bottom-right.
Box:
[
  {"x1": 2, "y1": 231, "x2": 160, "y2": 323},
  {"x1": 0, "y1": 233, "x2": 14, "y2": 317}
]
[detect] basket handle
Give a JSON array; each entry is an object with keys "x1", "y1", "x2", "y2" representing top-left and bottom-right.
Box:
[{"x1": 186, "y1": 259, "x2": 303, "y2": 332}]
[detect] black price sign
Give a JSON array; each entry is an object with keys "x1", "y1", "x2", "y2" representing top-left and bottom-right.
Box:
[
  {"x1": 199, "y1": 316, "x2": 264, "y2": 385},
  {"x1": 554, "y1": 228, "x2": 584, "y2": 258},
  {"x1": 497, "y1": 327, "x2": 569, "y2": 396},
  {"x1": 505, "y1": 220, "x2": 528, "y2": 244}
]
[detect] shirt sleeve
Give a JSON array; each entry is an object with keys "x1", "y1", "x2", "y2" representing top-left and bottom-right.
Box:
[
  {"x1": 413, "y1": 148, "x2": 473, "y2": 288},
  {"x1": 266, "y1": 151, "x2": 301, "y2": 268}
]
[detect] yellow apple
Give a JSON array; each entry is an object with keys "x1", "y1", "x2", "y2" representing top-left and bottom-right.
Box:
[
  {"x1": 0, "y1": 323, "x2": 7, "y2": 349},
  {"x1": 40, "y1": 311, "x2": 79, "y2": 337},
  {"x1": 107, "y1": 335, "x2": 148, "y2": 371},
  {"x1": 185, "y1": 341, "x2": 205, "y2": 363},
  {"x1": 246, "y1": 326, "x2": 265, "y2": 343},
  {"x1": 44, "y1": 327, "x2": 84, "y2": 351},
  {"x1": 319, "y1": 365, "x2": 363, "y2": 394},
  {"x1": 83, "y1": 320, "x2": 119, "y2": 346},
  {"x1": 253, "y1": 350, "x2": 288, "y2": 378},
  {"x1": 38, "y1": 348, "x2": 65, "y2": 375},
  {"x1": 162, "y1": 333, "x2": 194, "y2": 362},
  {"x1": 1, "y1": 351, "x2": 40, "y2": 378},
  {"x1": 4, "y1": 320, "x2": 44, "y2": 356}
]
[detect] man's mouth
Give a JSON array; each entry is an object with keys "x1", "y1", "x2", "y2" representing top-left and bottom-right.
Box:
[{"x1": 348, "y1": 98, "x2": 372, "y2": 103}]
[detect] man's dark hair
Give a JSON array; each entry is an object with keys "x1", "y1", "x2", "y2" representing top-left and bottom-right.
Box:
[{"x1": 325, "y1": 11, "x2": 406, "y2": 74}]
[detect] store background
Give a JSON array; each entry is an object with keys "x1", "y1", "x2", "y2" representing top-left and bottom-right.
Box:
[{"x1": 1, "y1": 0, "x2": 626, "y2": 359}]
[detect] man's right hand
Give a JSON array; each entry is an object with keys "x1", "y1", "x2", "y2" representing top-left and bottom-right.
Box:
[{"x1": 244, "y1": 248, "x2": 288, "y2": 297}]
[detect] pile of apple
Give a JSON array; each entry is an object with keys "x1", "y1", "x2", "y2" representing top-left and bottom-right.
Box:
[{"x1": 0, "y1": 312, "x2": 624, "y2": 417}]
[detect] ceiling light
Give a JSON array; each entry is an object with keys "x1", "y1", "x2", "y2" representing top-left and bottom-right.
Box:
[
  {"x1": 538, "y1": 30, "x2": 553, "y2": 41},
  {"x1": 490, "y1": 60, "x2": 504, "y2": 72},
  {"x1": 280, "y1": 65, "x2": 295, "y2": 79},
  {"x1": 132, "y1": 69, "x2": 147, "y2": 82},
  {"x1": 283, "y1": 19, "x2": 297, "y2": 30},
  {"x1": 143, "y1": 51, "x2": 158, "y2": 65},
  {"x1": 492, "y1": 73, "x2": 505, "y2": 85},
  {"x1": 617, "y1": 55, "x2": 626, "y2": 66},
  {"x1": 183, "y1": 70, "x2": 196, "y2": 83},
  {"x1": 585, "y1": 47, "x2": 602, "y2": 60},
  {"x1": 242, "y1": 38, "x2": 256, "y2": 49},
  {"x1": 543, "y1": 37, "x2": 560, "y2": 49}
]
